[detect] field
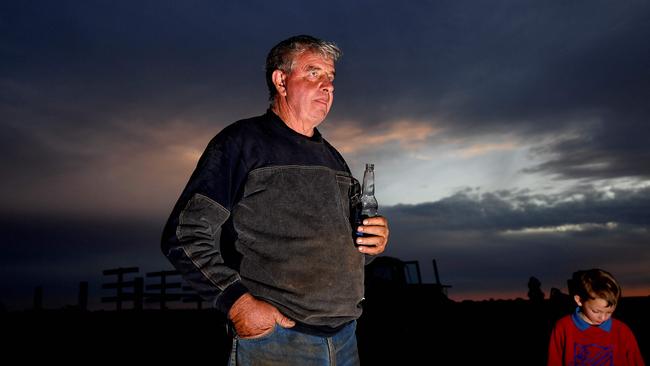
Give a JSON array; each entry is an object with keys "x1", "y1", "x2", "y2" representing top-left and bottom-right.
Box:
[{"x1": 3, "y1": 286, "x2": 648, "y2": 365}]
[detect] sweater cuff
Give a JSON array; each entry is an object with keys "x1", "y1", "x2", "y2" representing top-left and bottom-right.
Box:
[{"x1": 215, "y1": 281, "x2": 249, "y2": 315}]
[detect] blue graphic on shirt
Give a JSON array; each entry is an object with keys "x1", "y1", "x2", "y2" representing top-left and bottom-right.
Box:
[{"x1": 573, "y1": 343, "x2": 613, "y2": 365}]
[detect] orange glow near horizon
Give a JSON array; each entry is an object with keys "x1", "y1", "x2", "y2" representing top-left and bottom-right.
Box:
[
  {"x1": 325, "y1": 119, "x2": 441, "y2": 154},
  {"x1": 448, "y1": 286, "x2": 650, "y2": 302}
]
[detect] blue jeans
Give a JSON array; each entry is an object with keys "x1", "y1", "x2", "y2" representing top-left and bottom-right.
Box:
[{"x1": 229, "y1": 321, "x2": 360, "y2": 366}]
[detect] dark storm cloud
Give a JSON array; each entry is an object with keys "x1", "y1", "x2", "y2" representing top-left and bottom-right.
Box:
[
  {"x1": 333, "y1": 1, "x2": 650, "y2": 128},
  {"x1": 0, "y1": 1, "x2": 348, "y2": 189},
  {"x1": 0, "y1": 1, "x2": 277, "y2": 125},
  {"x1": 524, "y1": 109, "x2": 650, "y2": 180},
  {"x1": 1, "y1": 1, "x2": 649, "y2": 306},
  {"x1": 384, "y1": 185, "x2": 650, "y2": 231},
  {"x1": 2, "y1": 1, "x2": 650, "y2": 184},
  {"x1": 0, "y1": 1, "x2": 258, "y2": 186},
  {"x1": 384, "y1": 224, "x2": 650, "y2": 300},
  {"x1": 380, "y1": 185, "x2": 650, "y2": 299},
  {"x1": 0, "y1": 212, "x2": 171, "y2": 310},
  {"x1": 330, "y1": 1, "x2": 650, "y2": 181},
  {"x1": 1, "y1": 185, "x2": 648, "y2": 309}
]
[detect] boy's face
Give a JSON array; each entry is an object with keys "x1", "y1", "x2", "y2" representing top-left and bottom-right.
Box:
[{"x1": 574, "y1": 295, "x2": 616, "y2": 325}]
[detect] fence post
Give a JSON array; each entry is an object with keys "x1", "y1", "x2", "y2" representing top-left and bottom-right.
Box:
[
  {"x1": 145, "y1": 270, "x2": 182, "y2": 310},
  {"x1": 101, "y1": 267, "x2": 140, "y2": 311}
]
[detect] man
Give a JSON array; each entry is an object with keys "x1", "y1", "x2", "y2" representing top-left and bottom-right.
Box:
[{"x1": 161, "y1": 34, "x2": 389, "y2": 365}]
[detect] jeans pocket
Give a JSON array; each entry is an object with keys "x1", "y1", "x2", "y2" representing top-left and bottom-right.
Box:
[{"x1": 237, "y1": 323, "x2": 279, "y2": 342}]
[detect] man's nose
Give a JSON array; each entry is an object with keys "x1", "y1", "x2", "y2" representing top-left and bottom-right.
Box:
[{"x1": 321, "y1": 79, "x2": 334, "y2": 93}]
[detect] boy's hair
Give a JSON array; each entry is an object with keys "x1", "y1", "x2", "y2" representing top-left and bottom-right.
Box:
[{"x1": 568, "y1": 268, "x2": 621, "y2": 307}]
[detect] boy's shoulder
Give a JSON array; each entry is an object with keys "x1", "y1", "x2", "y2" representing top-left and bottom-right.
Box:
[{"x1": 611, "y1": 318, "x2": 634, "y2": 333}]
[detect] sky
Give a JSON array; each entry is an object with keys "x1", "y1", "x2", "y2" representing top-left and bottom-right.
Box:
[{"x1": 1, "y1": 0, "x2": 649, "y2": 310}]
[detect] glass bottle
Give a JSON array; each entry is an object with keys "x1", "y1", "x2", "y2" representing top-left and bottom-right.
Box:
[{"x1": 356, "y1": 163, "x2": 378, "y2": 237}]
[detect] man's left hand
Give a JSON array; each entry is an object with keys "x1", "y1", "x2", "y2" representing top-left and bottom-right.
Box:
[{"x1": 355, "y1": 216, "x2": 389, "y2": 255}]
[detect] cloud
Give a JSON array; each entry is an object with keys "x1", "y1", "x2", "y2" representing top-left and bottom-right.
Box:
[
  {"x1": 524, "y1": 117, "x2": 650, "y2": 180},
  {"x1": 385, "y1": 185, "x2": 650, "y2": 231},
  {"x1": 381, "y1": 185, "x2": 650, "y2": 300},
  {"x1": 0, "y1": 112, "x2": 217, "y2": 218},
  {"x1": 501, "y1": 222, "x2": 619, "y2": 235},
  {"x1": 322, "y1": 118, "x2": 441, "y2": 155},
  {"x1": 1, "y1": 0, "x2": 649, "y2": 306},
  {"x1": 330, "y1": 1, "x2": 650, "y2": 183},
  {"x1": 1, "y1": 185, "x2": 648, "y2": 310},
  {"x1": 451, "y1": 141, "x2": 519, "y2": 159},
  {"x1": 3, "y1": 0, "x2": 650, "y2": 193}
]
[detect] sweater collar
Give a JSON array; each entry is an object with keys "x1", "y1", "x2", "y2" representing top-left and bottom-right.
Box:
[
  {"x1": 572, "y1": 307, "x2": 612, "y2": 332},
  {"x1": 266, "y1": 109, "x2": 323, "y2": 143}
]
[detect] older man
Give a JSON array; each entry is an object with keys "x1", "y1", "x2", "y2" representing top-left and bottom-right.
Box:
[{"x1": 161, "y1": 34, "x2": 389, "y2": 365}]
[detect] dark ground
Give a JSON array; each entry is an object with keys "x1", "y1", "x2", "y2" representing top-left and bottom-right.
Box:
[{"x1": 3, "y1": 287, "x2": 648, "y2": 365}]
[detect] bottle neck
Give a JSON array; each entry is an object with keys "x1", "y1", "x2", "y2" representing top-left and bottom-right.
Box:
[{"x1": 362, "y1": 169, "x2": 375, "y2": 196}]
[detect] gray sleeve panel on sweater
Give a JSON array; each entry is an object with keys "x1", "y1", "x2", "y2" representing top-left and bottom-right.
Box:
[{"x1": 166, "y1": 193, "x2": 242, "y2": 307}]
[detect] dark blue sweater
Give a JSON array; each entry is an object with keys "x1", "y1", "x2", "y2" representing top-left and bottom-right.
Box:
[{"x1": 161, "y1": 110, "x2": 366, "y2": 334}]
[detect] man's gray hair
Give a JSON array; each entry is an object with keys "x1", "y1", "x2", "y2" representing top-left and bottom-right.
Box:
[{"x1": 265, "y1": 35, "x2": 342, "y2": 102}]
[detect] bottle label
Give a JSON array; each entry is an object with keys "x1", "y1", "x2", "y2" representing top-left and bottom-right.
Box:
[{"x1": 355, "y1": 214, "x2": 375, "y2": 238}]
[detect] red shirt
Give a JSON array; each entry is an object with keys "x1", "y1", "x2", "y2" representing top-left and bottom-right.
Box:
[{"x1": 548, "y1": 313, "x2": 645, "y2": 366}]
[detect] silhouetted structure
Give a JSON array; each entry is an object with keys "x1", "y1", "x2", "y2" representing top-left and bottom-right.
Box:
[
  {"x1": 182, "y1": 284, "x2": 205, "y2": 309},
  {"x1": 403, "y1": 260, "x2": 422, "y2": 284},
  {"x1": 365, "y1": 256, "x2": 409, "y2": 286},
  {"x1": 528, "y1": 276, "x2": 545, "y2": 303},
  {"x1": 549, "y1": 287, "x2": 571, "y2": 304},
  {"x1": 5, "y1": 258, "x2": 648, "y2": 366},
  {"x1": 99, "y1": 267, "x2": 208, "y2": 311},
  {"x1": 143, "y1": 270, "x2": 206, "y2": 310},
  {"x1": 549, "y1": 287, "x2": 574, "y2": 320},
  {"x1": 432, "y1": 259, "x2": 452, "y2": 296},
  {"x1": 364, "y1": 256, "x2": 452, "y2": 305},
  {"x1": 145, "y1": 270, "x2": 183, "y2": 310},
  {"x1": 101, "y1": 267, "x2": 142, "y2": 310}
]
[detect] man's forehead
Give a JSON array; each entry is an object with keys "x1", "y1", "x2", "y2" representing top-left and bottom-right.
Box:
[{"x1": 295, "y1": 51, "x2": 335, "y2": 71}]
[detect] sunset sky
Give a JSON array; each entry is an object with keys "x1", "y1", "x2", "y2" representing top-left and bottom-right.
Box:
[{"x1": 1, "y1": 0, "x2": 649, "y2": 310}]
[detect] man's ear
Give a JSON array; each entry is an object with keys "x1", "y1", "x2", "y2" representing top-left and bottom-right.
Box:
[
  {"x1": 272, "y1": 70, "x2": 287, "y2": 97},
  {"x1": 573, "y1": 295, "x2": 582, "y2": 307}
]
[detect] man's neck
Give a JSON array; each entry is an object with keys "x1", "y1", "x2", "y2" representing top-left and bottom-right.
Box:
[{"x1": 271, "y1": 103, "x2": 315, "y2": 137}]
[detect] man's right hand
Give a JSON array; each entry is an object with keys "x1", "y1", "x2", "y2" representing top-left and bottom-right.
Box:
[{"x1": 228, "y1": 293, "x2": 296, "y2": 339}]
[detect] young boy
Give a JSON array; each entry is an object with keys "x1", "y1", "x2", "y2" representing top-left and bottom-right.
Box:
[{"x1": 547, "y1": 268, "x2": 645, "y2": 365}]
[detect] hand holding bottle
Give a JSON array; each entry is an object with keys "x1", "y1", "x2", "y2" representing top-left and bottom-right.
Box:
[
  {"x1": 356, "y1": 215, "x2": 390, "y2": 254},
  {"x1": 356, "y1": 163, "x2": 378, "y2": 238},
  {"x1": 354, "y1": 163, "x2": 390, "y2": 254}
]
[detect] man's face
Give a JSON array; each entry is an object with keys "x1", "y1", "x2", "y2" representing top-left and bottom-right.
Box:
[{"x1": 282, "y1": 51, "x2": 335, "y2": 127}]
